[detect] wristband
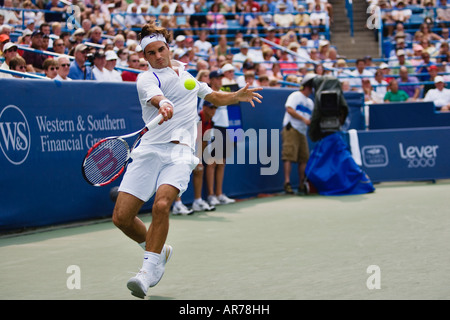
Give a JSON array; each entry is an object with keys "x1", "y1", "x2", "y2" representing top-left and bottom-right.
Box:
[{"x1": 159, "y1": 99, "x2": 174, "y2": 109}]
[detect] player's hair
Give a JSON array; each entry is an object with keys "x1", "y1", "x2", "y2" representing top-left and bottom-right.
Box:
[{"x1": 139, "y1": 23, "x2": 172, "y2": 44}]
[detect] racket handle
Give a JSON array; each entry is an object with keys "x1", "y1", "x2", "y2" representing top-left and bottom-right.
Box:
[{"x1": 146, "y1": 114, "x2": 163, "y2": 130}]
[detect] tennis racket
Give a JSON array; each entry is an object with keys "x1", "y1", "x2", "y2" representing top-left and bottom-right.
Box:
[{"x1": 81, "y1": 114, "x2": 163, "y2": 187}]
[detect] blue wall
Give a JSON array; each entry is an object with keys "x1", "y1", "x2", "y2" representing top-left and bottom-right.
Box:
[
  {"x1": 369, "y1": 101, "x2": 450, "y2": 130},
  {"x1": 1, "y1": 79, "x2": 448, "y2": 231}
]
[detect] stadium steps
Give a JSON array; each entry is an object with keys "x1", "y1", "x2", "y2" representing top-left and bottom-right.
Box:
[{"x1": 329, "y1": 0, "x2": 380, "y2": 60}]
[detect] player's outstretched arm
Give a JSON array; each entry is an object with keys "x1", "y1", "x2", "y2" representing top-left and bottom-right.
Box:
[{"x1": 205, "y1": 83, "x2": 263, "y2": 108}]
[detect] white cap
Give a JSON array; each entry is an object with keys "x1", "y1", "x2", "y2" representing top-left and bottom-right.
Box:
[
  {"x1": 221, "y1": 63, "x2": 235, "y2": 72},
  {"x1": 73, "y1": 28, "x2": 85, "y2": 36},
  {"x1": 105, "y1": 50, "x2": 118, "y2": 61},
  {"x1": 319, "y1": 39, "x2": 329, "y2": 47},
  {"x1": 434, "y1": 75, "x2": 445, "y2": 83},
  {"x1": 300, "y1": 73, "x2": 317, "y2": 87},
  {"x1": 176, "y1": 35, "x2": 186, "y2": 42},
  {"x1": 173, "y1": 48, "x2": 188, "y2": 58},
  {"x1": 3, "y1": 42, "x2": 17, "y2": 52},
  {"x1": 22, "y1": 29, "x2": 33, "y2": 36}
]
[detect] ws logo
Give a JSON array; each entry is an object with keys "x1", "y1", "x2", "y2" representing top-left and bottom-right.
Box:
[{"x1": 0, "y1": 105, "x2": 31, "y2": 165}]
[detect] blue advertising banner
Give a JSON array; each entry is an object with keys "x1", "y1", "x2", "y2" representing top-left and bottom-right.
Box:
[
  {"x1": 0, "y1": 79, "x2": 145, "y2": 230},
  {"x1": 358, "y1": 127, "x2": 450, "y2": 182}
]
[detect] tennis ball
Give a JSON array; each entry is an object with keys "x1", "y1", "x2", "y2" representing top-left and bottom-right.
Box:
[{"x1": 184, "y1": 78, "x2": 196, "y2": 90}]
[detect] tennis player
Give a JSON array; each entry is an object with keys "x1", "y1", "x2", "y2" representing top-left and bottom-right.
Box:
[{"x1": 112, "y1": 22, "x2": 263, "y2": 298}]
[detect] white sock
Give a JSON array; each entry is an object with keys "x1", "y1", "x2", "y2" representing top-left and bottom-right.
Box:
[
  {"x1": 142, "y1": 251, "x2": 160, "y2": 272},
  {"x1": 174, "y1": 200, "x2": 182, "y2": 207}
]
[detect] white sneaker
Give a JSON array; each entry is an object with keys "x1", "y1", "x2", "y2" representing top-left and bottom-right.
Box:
[
  {"x1": 218, "y1": 194, "x2": 236, "y2": 205},
  {"x1": 172, "y1": 202, "x2": 194, "y2": 215},
  {"x1": 126, "y1": 244, "x2": 173, "y2": 298},
  {"x1": 192, "y1": 199, "x2": 216, "y2": 212},
  {"x1": 150, "y1": 244, "x2": 173, "y2": 287},
  {"x1": 127, "y1": 269, "x2": 152, "y2": 299},
  {"x1": 207, "y1": 195, "x2": 220, "y2": 206}
]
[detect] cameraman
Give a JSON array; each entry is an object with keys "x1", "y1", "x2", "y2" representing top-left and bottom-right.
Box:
[
  {"x1": 281, "y1": 74, "x2": 315, "y2": 195},
  {"x1": 68, "y1": 44, "x2": 96, "y2": 80}
]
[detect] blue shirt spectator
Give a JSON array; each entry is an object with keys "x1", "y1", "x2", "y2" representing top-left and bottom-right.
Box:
[{"x1": 68, "y1": 44, "x2": 96, "y2": 80}]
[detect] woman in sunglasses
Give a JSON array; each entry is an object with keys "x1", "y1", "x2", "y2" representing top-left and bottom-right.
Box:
[
  {"x1": 43, "y1": 58, "x2": 59, "y2": 79},
  {"x1": 8, "y1": 56, "x2": 27, "y2": 78}
]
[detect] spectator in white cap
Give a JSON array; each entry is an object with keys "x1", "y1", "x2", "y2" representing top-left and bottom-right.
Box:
[
  {"x1": 173, "y1": 34, "x2": 186, "y2": 51},
  {"x1": 135, "y1": 44, "x2": 144, "y2": 59},
  {"x1": 103, "y1": 50, "x2": 122, "y2": 82},
  {"x1": 0, "y1": 42, "x2": 17, "y2": 78},
  {"x1": 389, "y1": 49, "x2": 414, "y2": 75},
  {"x1": 19, "y1": 29, "x2": 33, "y2": 47},
  {"x1": 423, "y1": 76, "x2": 450, "y2": 111},
  {"x1": 318, "y1": 39, "x2": 330, "y2": 60},
  {"x1": 274, "y1": 2, "x2": 294, "y2": 29},
  {"x1": 221, "y1": 63, "x2": 237, "y2": 85},
  {"x1": 173, "y1": 48, "x2": 190, "y2": 64}
]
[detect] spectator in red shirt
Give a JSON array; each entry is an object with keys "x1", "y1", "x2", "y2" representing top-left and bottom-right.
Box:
[
  {"x1": 264, "y1": 26, "x2": 280, "y2": 47},
  {"x1": 121, "y1": 52, "x2": 140, "y2": 82}
]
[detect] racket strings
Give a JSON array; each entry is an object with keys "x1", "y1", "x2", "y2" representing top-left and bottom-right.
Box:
[{"x1": 83, "y1": 139, "x2": 130, "y2": 185}]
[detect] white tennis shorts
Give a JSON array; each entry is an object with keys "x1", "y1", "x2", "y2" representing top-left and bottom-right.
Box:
[{"x1": 118, "y1": 143, "x2": 199, "y2": 202}]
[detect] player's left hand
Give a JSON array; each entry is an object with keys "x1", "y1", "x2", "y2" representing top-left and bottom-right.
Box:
[{"x1": 236, "y1": 83, "x2": 263, "y2": 107}]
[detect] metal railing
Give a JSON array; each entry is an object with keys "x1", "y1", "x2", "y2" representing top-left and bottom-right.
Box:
[{"x1": 345, "y1": 0, "x2": 354, "y2": 38}]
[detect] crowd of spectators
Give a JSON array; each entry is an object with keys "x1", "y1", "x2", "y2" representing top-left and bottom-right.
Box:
[
  {"x1": 0, "y1": 0, "x2": 335, "y2": 84},
  {"x1": 0, "y1": 0, "x2": 449, "y2": 110}
]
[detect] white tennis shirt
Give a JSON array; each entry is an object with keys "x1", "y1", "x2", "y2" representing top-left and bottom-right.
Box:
[
  {"x1": 136, "y1": 60, "x2": 213, "y2": 150},
  {"x1": 282, "y1": 91, "x2": 314, "y2": 136}
]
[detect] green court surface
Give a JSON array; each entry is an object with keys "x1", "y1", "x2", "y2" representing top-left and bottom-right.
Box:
[{"x1": 1, "y1": 180, "x2": 449, "y2": 300}]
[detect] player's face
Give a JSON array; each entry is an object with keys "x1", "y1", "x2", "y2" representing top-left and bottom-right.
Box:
[{"x1": 143, "y1": 41, "x2": 170, "y2": 69}]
